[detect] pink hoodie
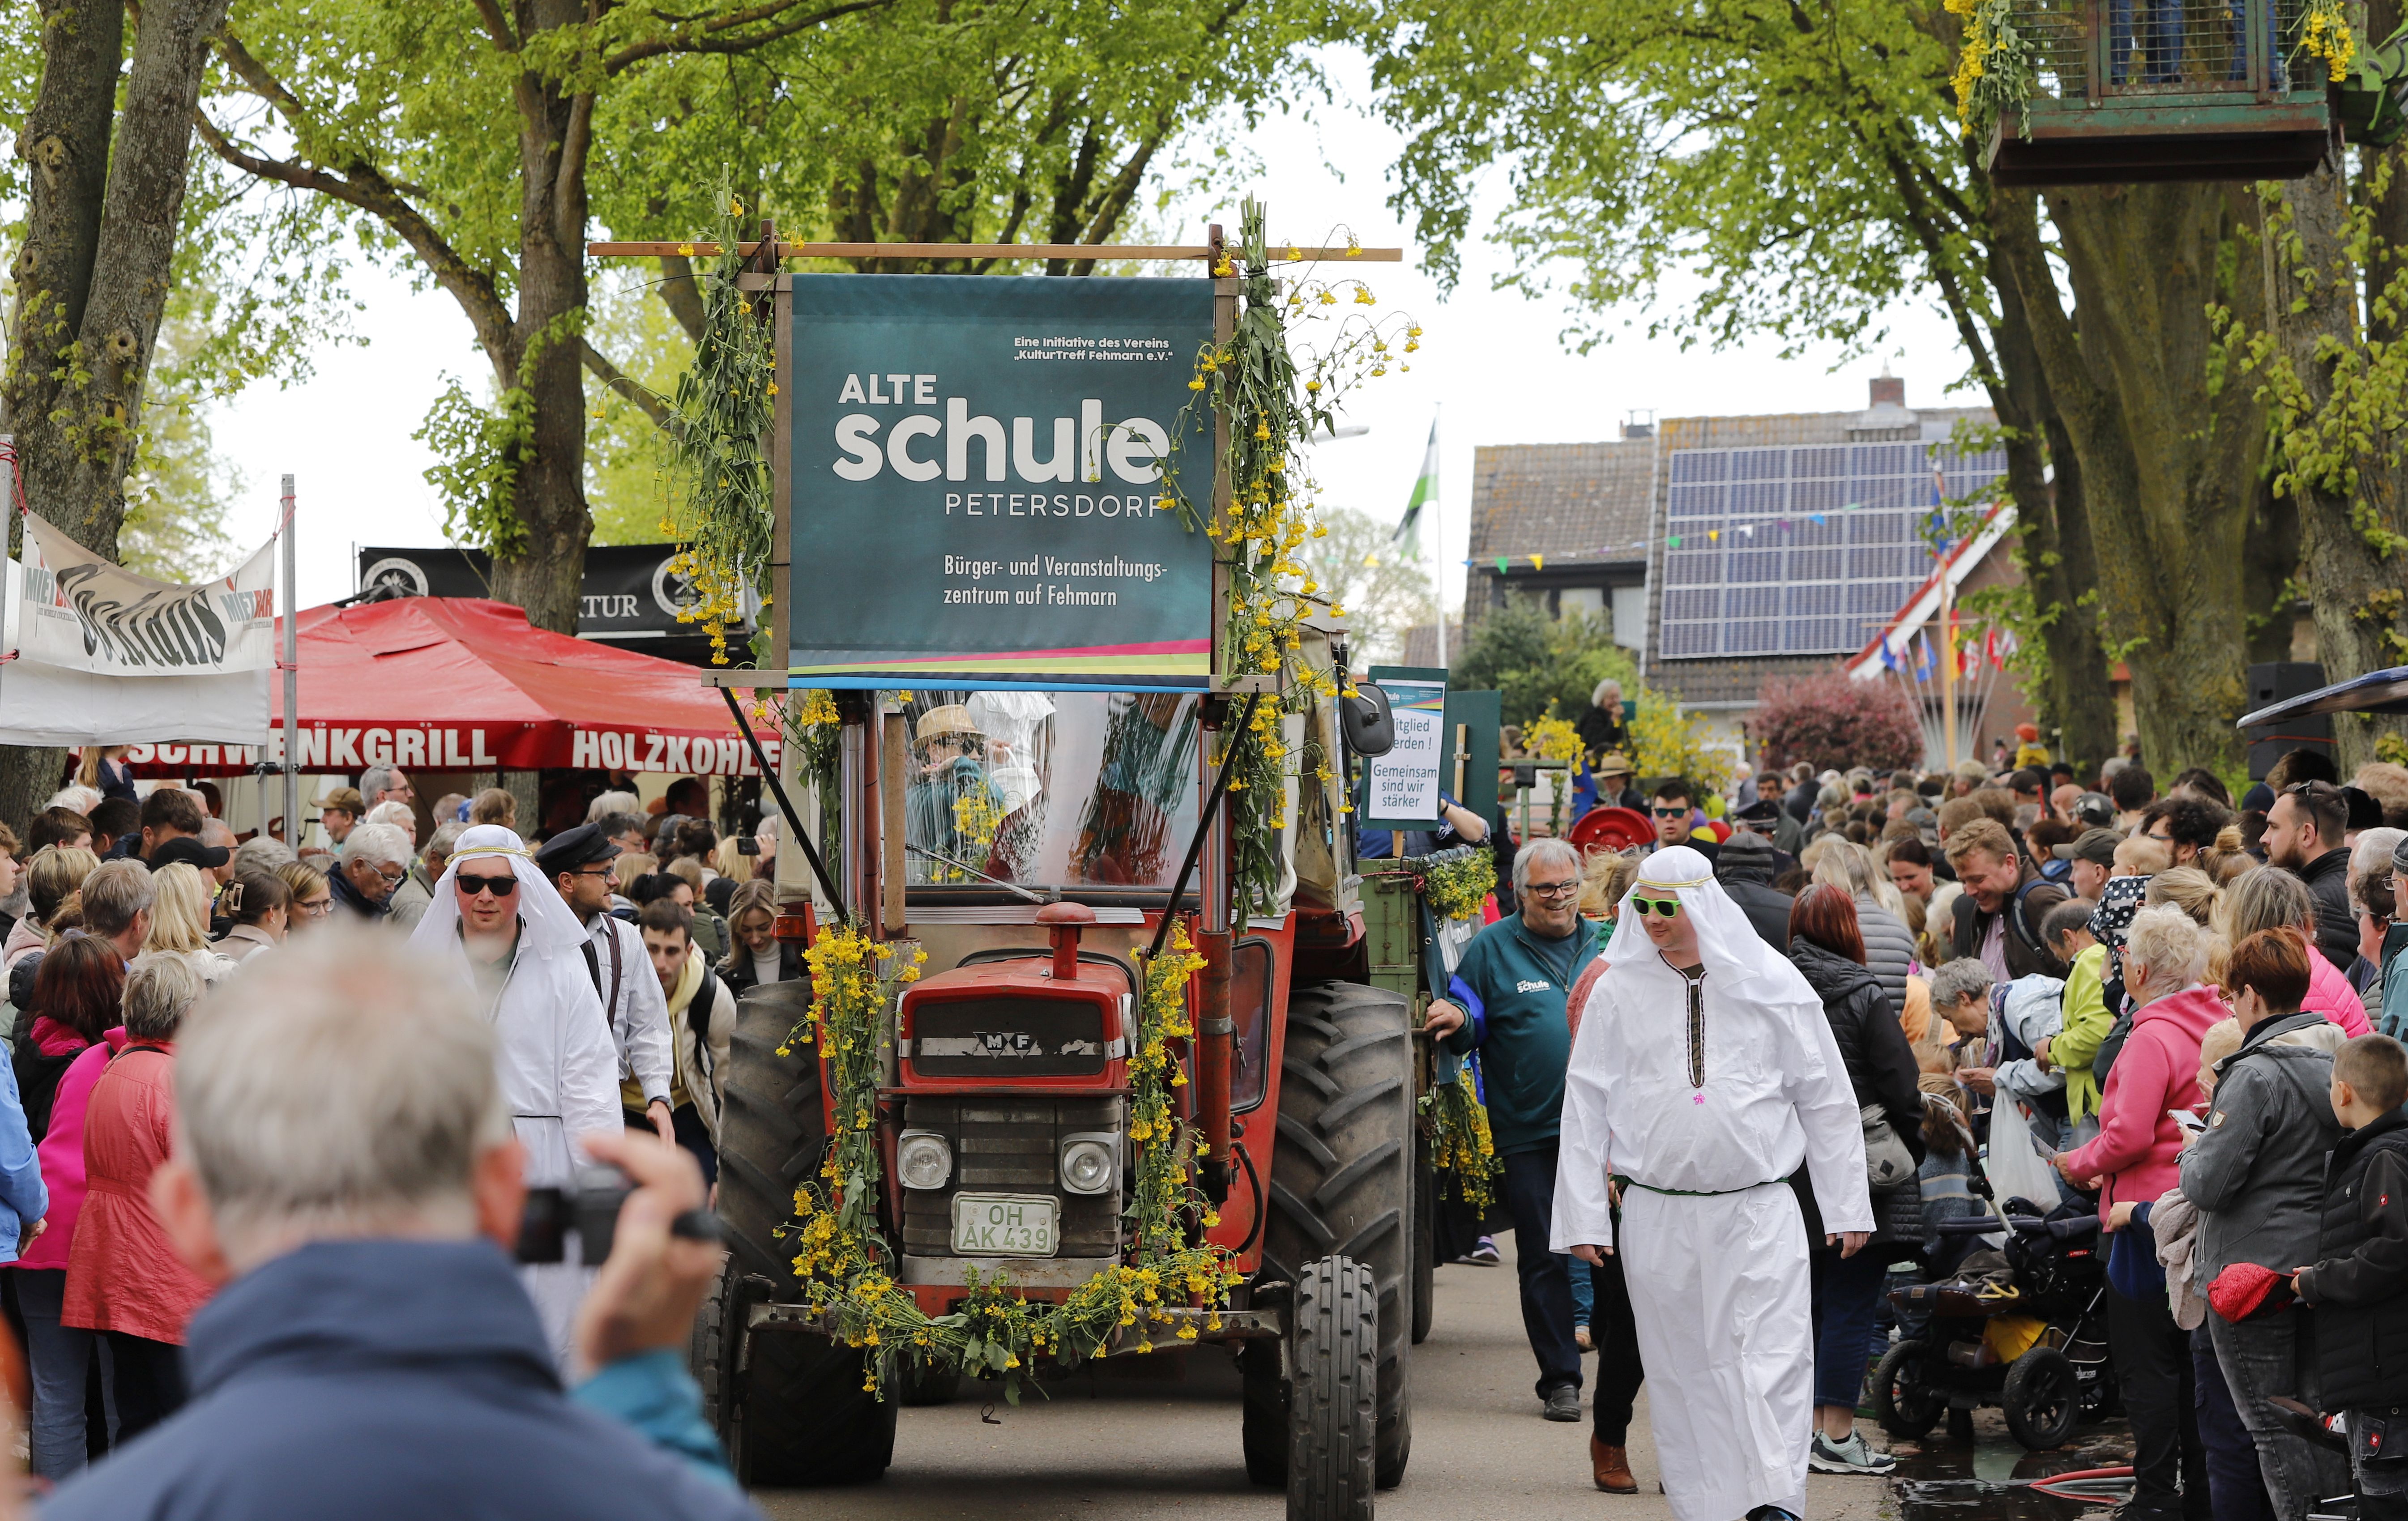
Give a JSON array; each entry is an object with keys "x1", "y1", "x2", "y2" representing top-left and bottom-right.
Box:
[
  {"x1": 15, "y1": 1037, "x2": 115, "y2": 1273},
  {"x1": 2058, "y1": 984, "x2": 2225, "y2": 1215},
  {"x1": 2305, "y1": 950, "x2": 2372, "y2": 1038}
]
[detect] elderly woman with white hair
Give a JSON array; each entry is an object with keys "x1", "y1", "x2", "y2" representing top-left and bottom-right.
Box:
[
  {"x1": 2053, "y1": 905, "x2": 2221, "y2": 1521},
  {"x1": 1571, "y1": 678, "x2": 1632, "y2": 819},
  {"x1": 406, "y1": 825, "x2": 620, "y2": 1370}
]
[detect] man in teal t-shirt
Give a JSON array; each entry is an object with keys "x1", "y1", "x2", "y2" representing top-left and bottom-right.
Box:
[{"x1": 1426, "y1": 837, "x2": 1627, "y2": 1446}]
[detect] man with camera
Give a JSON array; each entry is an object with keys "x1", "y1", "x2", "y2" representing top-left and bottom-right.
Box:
[
  {"x1": 408, "y1": 825, "x2": 622, "y2": 1369},
  {"x1": 40, "y1": 928, "x2": 755, "y2": 1520}
]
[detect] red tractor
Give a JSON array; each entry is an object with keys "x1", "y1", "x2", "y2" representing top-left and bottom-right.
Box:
[{"x1": 697, "y1": 637, "x2": 1444, "y2": 1519}]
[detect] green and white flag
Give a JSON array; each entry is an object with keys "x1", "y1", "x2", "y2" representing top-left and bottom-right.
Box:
[{"x1": 1393, "y1": 417, "x2": 1438, "y2": 553}]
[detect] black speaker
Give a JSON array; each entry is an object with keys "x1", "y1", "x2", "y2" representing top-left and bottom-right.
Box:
[{"x1": 2244, "y1": 661, "x2": 2332, "y2": 783}]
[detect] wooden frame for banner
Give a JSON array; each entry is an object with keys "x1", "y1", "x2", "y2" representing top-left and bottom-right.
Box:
[{"x1": 591, "y1": 240, "x2": 1401, "y2": 263}]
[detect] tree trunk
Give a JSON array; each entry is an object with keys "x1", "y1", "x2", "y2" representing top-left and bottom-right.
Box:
[
  {"x1": 1998, "y1": 184, "x2": 2261, "y2": 775},
  {"x1": 1984, "y1": 241, "x2": 2119, "y2": 772},
  {"x1": 1, "y1": 0, "x2": 231, "y2": 826},
  {"x1": 2264, "y1": 161, "x2": 2408, "y2": 772},
  {"x1": 484, "y1": 0, "x2": 593, "y2": 635}
]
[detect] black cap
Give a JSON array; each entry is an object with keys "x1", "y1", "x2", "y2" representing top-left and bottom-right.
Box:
[
  {"x1": 145, "y1": 834, "x2": 229, "y2": 871},
  {"x1": 533, "y1": 822, "x2": 620, "y2": 878},
  {"x1": 2073, "y1": 792, "x2": 2116, "y2": 829},
  {"x1": 1733, "y1": 797, "x2": 1780, "y2": 825},
  {"x1": 2052, "y1": 827, "x2": 2120, "y2": 868}
]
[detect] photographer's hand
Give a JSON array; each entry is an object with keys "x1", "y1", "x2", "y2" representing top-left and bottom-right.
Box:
[{"x1": 570, "y1": 1130, "x2": 722, "y2": 1382}]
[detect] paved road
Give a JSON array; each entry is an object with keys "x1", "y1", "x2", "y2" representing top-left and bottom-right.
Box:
[{"x1": 753, "y1": 1235, "x2": 1904, "y2": 1521}]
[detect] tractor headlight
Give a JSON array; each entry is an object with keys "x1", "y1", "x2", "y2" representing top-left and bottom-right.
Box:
[
  {"x1": 897, "y1": 1130, "x2": 952, "y2": 1192},
  {"x1": 1059, "y1": 1133, "x2": 1118, "y2": 1196}
]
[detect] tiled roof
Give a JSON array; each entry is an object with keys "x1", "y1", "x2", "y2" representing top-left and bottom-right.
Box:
[{"x1": 1466, "y1": 441, "x2": 1656, "y2": 567}]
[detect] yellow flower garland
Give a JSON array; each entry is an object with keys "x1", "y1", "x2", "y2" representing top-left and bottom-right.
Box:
[
  {"x1": 1420, "y1": 1067, "x2": 1501, "y2": 1213},
  {"x1": 777, "y1": 919, "x2": 1240, "y2": 1402}
]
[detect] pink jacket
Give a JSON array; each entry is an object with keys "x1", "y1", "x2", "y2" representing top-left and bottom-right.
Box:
[
  {"x1": 63, "y1": 1031, "x2": 210, "y2": 1342},
  {"x1": 2305, "y1": 950, "x2": 2372, "y2": 1038},
  {"x1": 2059, "y1": 984, "x2": 2225, "y2": 1215},
  {"x1": 17, "y1": 1040, "x2": 114, "y2": 1273}
]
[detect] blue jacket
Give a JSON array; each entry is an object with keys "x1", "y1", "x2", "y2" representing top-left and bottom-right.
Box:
[
  {"x1": 41, "y1": 1238, "x2": 757, "y2": 1521},
  {"x1": 0, "y1": 1048, "x2": 45, "y2": 1261}
]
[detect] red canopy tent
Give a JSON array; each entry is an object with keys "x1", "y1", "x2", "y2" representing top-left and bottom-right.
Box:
[{"x1": 121, "y1": 597, "x2": 781, "y2": 778}]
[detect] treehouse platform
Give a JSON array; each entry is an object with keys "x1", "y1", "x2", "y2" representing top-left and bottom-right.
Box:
[{"x1": 1982, "y1": 0, "x2": 2335, "y2": 187}]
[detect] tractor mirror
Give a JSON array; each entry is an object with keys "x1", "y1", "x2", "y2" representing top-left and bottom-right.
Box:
[{"x1": 1341, "y1": 682, "x2": 1396, "y2": 758}]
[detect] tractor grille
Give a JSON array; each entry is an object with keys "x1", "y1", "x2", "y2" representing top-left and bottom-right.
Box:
[
  {"x1": 909, "y1": 996, "x2": 1110, "y2": 1077},
  {"x1": 900, "y1": 1095, "x2": 1121, "y2": 1259}
]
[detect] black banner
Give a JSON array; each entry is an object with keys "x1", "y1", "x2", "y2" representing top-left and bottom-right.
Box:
[{"x1": 354, "y1": 545, "x2": 757, "y2": 667}]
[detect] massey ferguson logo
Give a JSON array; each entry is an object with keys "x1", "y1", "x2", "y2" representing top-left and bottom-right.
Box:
[{"x1": 977, "y1": 1032, "x2": 1038, "y2": 1055}]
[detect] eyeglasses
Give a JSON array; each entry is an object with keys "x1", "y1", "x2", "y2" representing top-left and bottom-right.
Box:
[
  {"x1": 1631, "y1": 896, "x2": 1683, "y2": 918},
  {"x1": 298, "y1": 897, "x2": 333, "y2": 917},
  {"x1": 1525, "y1": 879, "x2": 1580, "y2": 899},
  {"x1": 457, "y1": 873, "x2": 518, "y2": 899},
  {"x1": 1650, "y1": 806, "x2": 1689, "y2": 818},
  {"x1": 375, "y1": 864, "x2": 407, "y2": 885}
]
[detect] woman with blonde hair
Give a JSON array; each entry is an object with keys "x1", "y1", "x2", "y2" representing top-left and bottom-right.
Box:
[
  {"x1": 718, "y1": 877, "x2": 794, "y2": 995},
  {"x1": 2214, "y1": 864, "x2": 2370, "y2": 1035},
  {"x1": 2145, "y1": 865, "x2": 2224, "y2": 928},
  {"x1": 1806, "y1": 839, "x2": 1916, "y2": 1022},
  {"x1": 7, "y1": 847, "x2": 100, "y2": 969},
  {"x1": 274, "y1": 860, "x2": 333, "y2": 933},
  {"x1": 135, "y1": 864, "x2": 234, "y2": 984},
  {"x1": 71, "y1": 746, "x2": 133, "y2": 806}
]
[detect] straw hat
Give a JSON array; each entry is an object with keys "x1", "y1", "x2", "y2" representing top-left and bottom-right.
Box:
[
  {"x1": 1594, "y1": 751, "x2": 1635, "y2": 780},
  {"x1": 915, "y1": 705, "x2": 980, "y2": 743}
]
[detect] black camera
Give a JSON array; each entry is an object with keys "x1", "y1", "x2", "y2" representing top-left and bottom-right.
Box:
[
  {"x1": 517, "y1": 1166, "x2": 632, "y2": 1264},
  {"x1": 736, "y1": 835, "x2": 760, "y2": 856},
  {"x1": 516, "y1": 1165, "x2": 722, "y2": 1265}
]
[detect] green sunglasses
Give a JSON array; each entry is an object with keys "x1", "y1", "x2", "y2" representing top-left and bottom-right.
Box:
[{"x1": 1631, "y1": 896, "x2": 1683, "y2": 918}]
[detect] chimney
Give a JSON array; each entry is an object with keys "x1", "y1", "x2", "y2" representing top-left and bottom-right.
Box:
[
  {"x1": 1622, "y1": 409, "x2": 1654, "y2": 440},
  {"x1": 1868, "y1": 373, "x2": 1904, "y2": 409}
]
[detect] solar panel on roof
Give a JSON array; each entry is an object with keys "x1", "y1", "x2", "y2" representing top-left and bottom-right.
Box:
[{"x1": 1656, "y1": 436, "x2": 2004, "y2": 660}]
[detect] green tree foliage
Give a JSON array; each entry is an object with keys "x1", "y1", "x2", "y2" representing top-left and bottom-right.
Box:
[
  {"x1": 583, "y1": 269, "x2": 690, "y2": 545},
  {"x1": 1367, "y1": 0, "x2": 2152, "y2": 768},
  {"x1": 1449, "y1": 604, "x2": 1635, "y2": 731}
]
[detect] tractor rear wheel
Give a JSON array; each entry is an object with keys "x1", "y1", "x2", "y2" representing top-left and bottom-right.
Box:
[
  {"x1": 1286, "y1": 1256, "x2": 1378, "y2": 1521},
  {"x1": 1410, "y1": 1137, "x2": 1435, "y2": 1346},
  {"x1": 705, "y1": 976, "x2": 897, "y2": 1486},
  {"x1": 1266, "y1": 980, "x2": 1413, "y2": 1491}
]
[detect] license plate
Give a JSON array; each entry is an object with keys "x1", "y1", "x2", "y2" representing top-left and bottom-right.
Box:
[{"x1": 950, "y1": 1193, "x2": 1059, "y2": 1257}]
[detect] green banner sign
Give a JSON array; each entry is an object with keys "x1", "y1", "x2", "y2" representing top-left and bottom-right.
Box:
[{"x1": 785, "y1": 275, "x2": 1215, "y2": 690}]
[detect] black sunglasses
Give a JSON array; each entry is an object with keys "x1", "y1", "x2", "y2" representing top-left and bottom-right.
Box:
[
  {"x1": 1650, "y1": 805, "x2": 1689, "y2": 818},
  {"x1": 458, "y1": 872, "x2": 518, "y2": 899}
]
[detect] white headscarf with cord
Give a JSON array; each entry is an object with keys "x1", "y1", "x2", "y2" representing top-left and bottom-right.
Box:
[
  {"x1": 405, "y1": 824, "x2": 590, "y2": 959},
  {"x1": 1595, "y1": 844, "x2": 1815, "y2": 998},
  {"x1": 405, "y1": 824, "x2": 620, "y2": 1373}
]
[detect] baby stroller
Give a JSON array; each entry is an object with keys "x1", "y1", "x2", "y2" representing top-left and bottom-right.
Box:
[{"x1": 1871, "y1": 1197, "x2": 2120, "y2": 1449}]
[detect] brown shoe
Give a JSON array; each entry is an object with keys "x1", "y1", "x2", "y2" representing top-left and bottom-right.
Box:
[{"x1": 1590, "y1": 1436, "x2": 1637, "y2": 1494}]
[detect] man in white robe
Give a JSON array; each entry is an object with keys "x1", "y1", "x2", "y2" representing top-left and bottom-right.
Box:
[
  {"x1": 1554, "y1": 845, "x2": 1872, "y2": 1521},
  {"x1": 408, "y1": 825, "x2": 623, "y2": 1369}
]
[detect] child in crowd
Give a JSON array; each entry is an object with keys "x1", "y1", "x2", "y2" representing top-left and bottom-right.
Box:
[
  {"x1": 2294, "y1": 1034, "x2": 2408, "y2": 1521},
  {"x1": 2115, "y1": 833, "x2": 2174, "y2": 881}
]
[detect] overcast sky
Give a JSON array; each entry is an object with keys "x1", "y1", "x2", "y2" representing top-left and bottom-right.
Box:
[{"x1": 206, "y1": 48, "x2": 1971, "y2": 610}]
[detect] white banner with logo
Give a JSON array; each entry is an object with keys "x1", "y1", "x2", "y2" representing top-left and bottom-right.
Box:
[
  {"x1": 17, "y1": 513, "x2": 277, "y2": 676},
  {"x1": 0, "y1": 559, "x2": 269, "y2": 747}
]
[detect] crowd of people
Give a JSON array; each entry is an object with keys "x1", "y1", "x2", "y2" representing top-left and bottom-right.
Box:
[
  {"x1": 1439, "y1": 740, "x2": 2408, "y2": 1521},
  {"x1": 0, "y1": 763, "x2": 787, "y2": 1513}
]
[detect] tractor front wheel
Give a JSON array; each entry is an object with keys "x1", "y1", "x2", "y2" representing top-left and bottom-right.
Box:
[
  {"x1": 1266, "y1": 981, "x2": 1414, "y2": 1490},
  {"x1": 1285, "y1": 1255, "x2": 1379, "y2": 1521},
  {"x1": 704, "y1": 976, "x2": 897, "y2": 1486}
]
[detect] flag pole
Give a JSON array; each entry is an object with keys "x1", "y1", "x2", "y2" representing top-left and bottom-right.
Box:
[
  {"x1": 1431, "y1": 405, "x2": 1446, "y2": 667},
  {"x1": 280, "y1": 476, "x2": 299, "y2": 846}
]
